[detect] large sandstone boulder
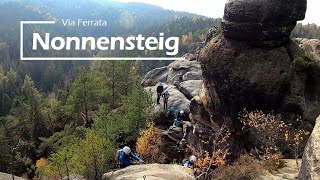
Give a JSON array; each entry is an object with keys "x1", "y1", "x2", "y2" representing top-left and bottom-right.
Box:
[
  {"x1": 191, "y1": 0, "x2": 320, "y2": 157},
  {"x1": 142, "y1": 58, "x2": 202, "y2": 113},
  {"x1": 179, "y1": 80, "x2": 203, "y2": 100},
  {"x1": 144, "y1": 84, "x2": 191, "y2": 113},
  {"x1": 141, "y1": 67, "x2": 168, "y2": 87},
  {"x1": 199, "y1": 35, "x2": 317, "y2": 122},
  {"x1": 102, "y1": 164, "x2": 195, "y2": 180},
  {"x1": 298, "y1": 115, "x2": 320, "y2": 180},
  {"x1": 222, "y1": 0, "x2": 307, "y2": 47},
  {"x1": 167, "y1": 60, "x2": 202, "y2": 84},
  {"x1": 299, "y1": 39, "x2": 320, "y2": 62}
]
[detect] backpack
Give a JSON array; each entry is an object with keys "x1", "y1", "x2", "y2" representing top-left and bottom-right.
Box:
[
  {"x1": 163, "y1": 92, "x2": 169, "y2": 99},
  {"x1": 174, "y1": 119, "x2": 182, "y2": 127},
  {"x1": 115, "y1": 149, "x2": 122, "y2": 163}
]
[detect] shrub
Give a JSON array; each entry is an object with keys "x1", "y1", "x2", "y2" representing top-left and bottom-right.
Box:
[
  {"x1": 263, "y1": 153, "x2": 285, "y2": 172},
  {"x1": 239, "y1": 110, "x2": 287, "y2": 156},
  {"x1": 211, "y1": 155, "x2": 263, "y2": 180},
  {"x1": 293, "y1": 56, "x2": 312, "y2": 71},
  {"x1": 193, "y1": 123, "x2": 231, "y2": 179},
  {"x1": 136, "y1": 122, "x2": 166, "y2": 163},
  {"x1": 239, "y1": 110, "x2": 310, "y2": 167}
]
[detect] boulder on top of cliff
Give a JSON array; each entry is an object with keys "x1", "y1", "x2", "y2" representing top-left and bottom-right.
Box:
[
  {"x1": 102, "y1": 164, "x2": 195, "y2": 180},
  {"x1": 298, "y1": 115, "x2": 320, "y2": 180},
  {"x1": 222, "y1": 0, "x2": 307, "y2": 47}
]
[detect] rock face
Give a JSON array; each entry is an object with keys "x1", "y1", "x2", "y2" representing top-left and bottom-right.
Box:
[
  {"x1": 142, "y1": 59, "x2": 203, "y2": 113},
  {"x1": 298, "y1": 115, "x2": 320, "y2": 180},
  {"x1": 0, "y1": 173, "x2": 26, "y2": 180},
  {"x1": 102, "y1": 164, "x2": 195, "y2": 180},
  {"x1": 142, "y1": 58, "x2": 204, "y2": 162},
  {"x1": 192, "y1": 0, "x2": 320, "y2": 157},
  {"x1": 259, "y1": 159, "x2": 301, "y2": 180},
  {"x1": 222, "y1": 0, "x2": 307, "y2": 47},
  {"x1": 298, "y1": 39, "x2": 320, "y2": 62},
  {"x1": 198, "y1": 35, "x2": 319, "y2": 125}
]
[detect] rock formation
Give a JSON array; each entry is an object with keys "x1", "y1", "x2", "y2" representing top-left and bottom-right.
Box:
[
  {"x1": 222, "y1": 0, "x2": 307, "y2": 47},
  {"x1": 141, "y1": 0, "x2": 320, "y2": 171},
  {"x1": 196, "y1": 0, "x2": 320, "y2": 132},
  {"x1": 141, "y1": 56, "x2": 203, "y2": 113},
  {"x1": 297, "y1": 38, "x2": 320, "y2": 62},
  {"x1": 141, "y1": 57, "x2": 203, "y2": 162},
  {"x1": 298, "y1": 115, "x2": 320, "y2": 180},
  {"x1": 186, "y1": 0, "x2": 320, "y2": 159},
  {"x1": 102, "y1": 164, "x2": 195, "y2": 180},
  {"x1": 0, "y1": 172, "x2": 26, "y2": 180}
]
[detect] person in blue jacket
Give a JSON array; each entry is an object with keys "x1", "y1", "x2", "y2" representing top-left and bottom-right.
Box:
[
  {"x1": 117, "y1": 146, "x2": 143, "y2": 168},
  {"x1": 183, "y1": 155, "x2": 197, "y2": 169}
]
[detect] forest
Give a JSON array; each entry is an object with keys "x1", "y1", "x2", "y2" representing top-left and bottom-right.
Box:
[{"x1": 0, "y1": 0, "x2": 319, "y2": 179}]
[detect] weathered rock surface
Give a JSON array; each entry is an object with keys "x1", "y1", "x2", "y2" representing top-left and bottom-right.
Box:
[
  {"x1": 222, "y1": 0, "x2": 307, "y2": 47},
  {"x1": 179, "y1": 80, "x2": 203, "y2": 99},
  {"x1": 298, "y1": 115, "x2": 320, "y2": 180},
  {"x1": 0, "y1": 173, "x2": 26, "y2": 180},
  {"x1": 259, "y1": 159, "x2": 301, "y2": 180},
  {"x1": 63, "y1": 174, "x2": 87, "y2": 180},
  {"x1": 298, "y1": 39, "x2": 320, "y2": 62},
  {"x1": 198, "y1": 35, "x2": 320, "y2": 123},
  {"x1": 142, "y1": 59, "x2": 202, "y2": 113},
  {"x1": 102, "y1": 164, "x2": 195, "y2": 180},
  {"x1": 144, "y1": 84, "x2": 191, "y2": 113}
]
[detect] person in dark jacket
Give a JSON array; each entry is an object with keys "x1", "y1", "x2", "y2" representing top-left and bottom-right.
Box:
[
  {"x1": 117, "y1": 146, "x2": 143, "y2": 168},
  {"x1": 167, "y1": 106, "x2": 178, "y2": 124},
  {"x1": 177, "y1": 110, "x2": 188, "y2": 122},
  {"x1": 156, "y1": 83, "x2": 164, "y2": 105}
]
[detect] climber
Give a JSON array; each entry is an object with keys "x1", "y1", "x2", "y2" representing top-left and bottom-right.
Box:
[
  {"x1": 156, "y1": 82, "x2": 164, "y2": 105},
  {"x1": 167, "y1": 106, "x2": 179, "y2": 124},
  {"x1": 195, "y1": 46, "x2": 201, "y2": 61},
  {"x1": 177, "y1": 110, "x2": 188, "y2": 122},
  {"x1": 173, "y1": 118, "x2": 182, "y2": 128},
  {"x1": 204, "y1": 28, "x2": 216, "y2": 45},
  {"x1": 162, "y1": 89, "x2": 170, "y2": 110},
  {"x1": 116, "y1": 146, "x2": 144, "y2": 168},
  {"x1": 176, "y1": 138, "x2": 188, "y2": 162},
  {"x1": 183, "y1": 155, "x2": 197, "y2": 169},
  {"x1": 86, "y1": 115, "x2": 94, "y2": 129}
]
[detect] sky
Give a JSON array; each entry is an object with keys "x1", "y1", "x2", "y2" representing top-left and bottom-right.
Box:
[{"x1": 116, "y1": 0, "x2": 320, "y2": 25}]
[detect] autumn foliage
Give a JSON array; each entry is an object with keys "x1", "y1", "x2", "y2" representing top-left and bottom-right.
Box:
[
  {"x1": 136, "y1": 122, "x2": 166, "y2": 163},
  {"x1": 239, "y1": 110, "x2": 310, "y2": 161}
]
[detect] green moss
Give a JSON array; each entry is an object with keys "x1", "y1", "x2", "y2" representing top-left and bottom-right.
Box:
[
  {"x1": 291, "y1": 38, "x2": 300, "y2": 44},
  {"x1": 293, "y1": 55, "x2": 312, "y2": 71}
]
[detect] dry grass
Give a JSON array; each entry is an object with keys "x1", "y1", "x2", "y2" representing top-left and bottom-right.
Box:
[{"x1": 211, "y1": 155, "x2": 264, "y2": 180}]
